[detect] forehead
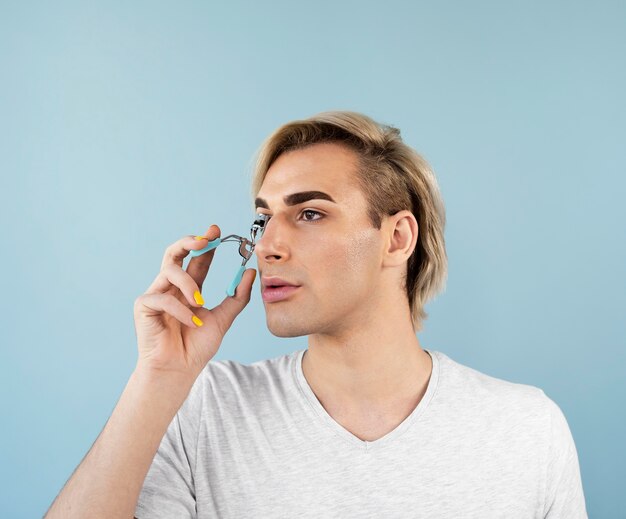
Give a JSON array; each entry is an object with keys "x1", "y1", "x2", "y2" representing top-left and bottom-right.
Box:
[{"x1": 256, "y1": 142, "x2": 361, "y2": 203}]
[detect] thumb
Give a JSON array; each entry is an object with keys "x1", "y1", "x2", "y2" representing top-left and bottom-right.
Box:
[{"x1": 213, "y1": 268, "x2": 257, "y2": 334}]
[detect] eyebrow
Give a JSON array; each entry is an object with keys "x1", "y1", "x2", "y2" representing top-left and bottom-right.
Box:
[{"x1": 255, "y1": 190, "x2": 337, "y2": 210}]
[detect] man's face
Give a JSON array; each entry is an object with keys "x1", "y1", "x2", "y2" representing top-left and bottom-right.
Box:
[{"x1": 254, "y1": 141, "x2": 385, "y2": 338}]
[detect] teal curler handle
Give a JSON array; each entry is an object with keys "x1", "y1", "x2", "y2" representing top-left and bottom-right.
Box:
[
  {"x1": 189, "y1": 238, "x2": 221, "y2": 257},
  {"x1": 226, "y1": 265, "x2": 246, "y2": 297},
  {"x1": 188, "y1": 237, "x2": 249, "y2": 296}
]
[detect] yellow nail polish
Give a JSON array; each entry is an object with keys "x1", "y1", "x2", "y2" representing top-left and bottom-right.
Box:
[
  {"x1": 192, "y1": 315, "x2": 203, "y2": 327},
  {"x1": 194, "y1": 290, "x2": 204, "y2": 306},
  {"x1": 194, "y1": 235, "x2": 208, "y2": 241}
]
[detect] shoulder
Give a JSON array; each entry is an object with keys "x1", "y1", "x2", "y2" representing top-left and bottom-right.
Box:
[
  {"x1": 431, "y1": 350, "x2": 556, "y2": 428},
  {"x1": 202, "y1": 350, "x2": 296, "y2": 383},
  {"x1": 196, "y1": 350, "x2": 298, "y2": 405}
]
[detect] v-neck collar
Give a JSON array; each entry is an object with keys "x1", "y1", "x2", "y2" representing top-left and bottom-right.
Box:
[{"x1": 292, "y1": 347, "x2": 440, "y2": 452}]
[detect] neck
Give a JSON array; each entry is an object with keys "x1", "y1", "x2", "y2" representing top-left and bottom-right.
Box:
[{"x1": 303, "y1": 297, "x2": 432, "y2": 410}]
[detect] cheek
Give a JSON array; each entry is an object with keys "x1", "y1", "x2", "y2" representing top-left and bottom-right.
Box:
[
  {"x1": 322, "y1": 228, "x2": 380, "y2": 285},
  {"x1": 345, "y1": 228, "x2": 379, "y2": 269}
]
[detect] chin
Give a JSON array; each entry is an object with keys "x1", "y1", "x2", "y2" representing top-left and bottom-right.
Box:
[
  {"x1": 264, "y1": 311, "x2": 321, "y2": 338},
  {"x1": 265, "y1": 318, "x2": 309, "y2": 338}
]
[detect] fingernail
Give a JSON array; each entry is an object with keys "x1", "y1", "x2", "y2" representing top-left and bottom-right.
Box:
[
  {"x1": 194, "y1": 235, "x2": 208, "y2": 241},
  {"x1": 192, "y1": 315, "x2": 203, "y2": 327},
  {"x1": 194, "y1": 290, "x2": 204, "y2": 306}
]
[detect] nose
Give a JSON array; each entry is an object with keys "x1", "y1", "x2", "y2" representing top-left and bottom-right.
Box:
[{"x1": 254, "y1": 214, "x2": 290, "y2": 263}]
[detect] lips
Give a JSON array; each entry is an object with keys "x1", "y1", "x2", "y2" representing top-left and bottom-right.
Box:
[
  {"x1": 262, "y1": 285, "x2": 300, "y2": 303},
  {"x1": 261, "y1": 276, "x2": 299, "y2": 289},
  {"x1": 261, "y1": 276, "x2": 301, "y2": 303}
]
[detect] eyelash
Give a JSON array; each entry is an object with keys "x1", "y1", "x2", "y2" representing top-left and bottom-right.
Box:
[
  {"x1": 299, "y1": 209, "x2": 324, "y2": 222},
  {"x1": 259, "y1": 209, "x2": 324, "y2": 223}
]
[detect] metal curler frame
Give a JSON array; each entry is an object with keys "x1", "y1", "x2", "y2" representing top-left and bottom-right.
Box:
[{"x1": 187, "y1": 214, "x2": 270, "y2": 297}]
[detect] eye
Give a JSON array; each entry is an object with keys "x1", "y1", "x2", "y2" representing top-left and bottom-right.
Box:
[{"x1": 299, "y1": 209, "x2": 324, "y2": 222}]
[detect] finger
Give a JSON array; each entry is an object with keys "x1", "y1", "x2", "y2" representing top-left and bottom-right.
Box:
[
  {"x1": 146, "y1": 264, "x2": 205, "y2": 308},
  {"x1": 160, "y1": 224, "x2": 221, "y2": 272},
  {"x1": 135, "y1": 293, "x2": 204, "y2": 328},
  {"x1": 186, "y1": 224, "x2": 222, "y2": 292},
  {"x1": 211, "y1": 268, "x2": 257, "y2": 336}
]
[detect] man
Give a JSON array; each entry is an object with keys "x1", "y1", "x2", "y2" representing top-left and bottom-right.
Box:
[{"x1": 46, "y1": 111, "x2": 587, "y2": 518}]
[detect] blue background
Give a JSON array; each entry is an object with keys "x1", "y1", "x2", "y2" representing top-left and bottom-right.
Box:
[{"x1": 1, "y1": 1, "x2": 624, "y2": 517}]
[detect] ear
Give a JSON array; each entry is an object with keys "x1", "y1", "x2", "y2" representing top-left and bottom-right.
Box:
[{"x1": 382, "y1": 210, "x2": 418, "y2": 268}]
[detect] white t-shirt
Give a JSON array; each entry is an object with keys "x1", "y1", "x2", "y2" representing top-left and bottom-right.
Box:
[{"x1": 135, "y1": 348, "x2": 587, "y2": 518}]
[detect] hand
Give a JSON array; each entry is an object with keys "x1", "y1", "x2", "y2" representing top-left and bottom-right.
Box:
[{"x1": 133, "y1": 224, "x2": 256, "y2": 382}]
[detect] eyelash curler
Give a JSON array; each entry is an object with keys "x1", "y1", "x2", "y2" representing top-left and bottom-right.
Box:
[{"x1": 188, "y1": 214, "x2": 270, "y2": 296}]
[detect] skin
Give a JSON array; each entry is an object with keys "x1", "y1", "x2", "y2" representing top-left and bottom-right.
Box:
[{"x1": 254, "y1": 141, "x2": 433, "y2": 440}]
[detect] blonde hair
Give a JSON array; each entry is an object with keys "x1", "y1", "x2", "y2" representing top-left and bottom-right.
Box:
[{"x1": 249, "y1": 111, "x2": 447, "y2": 332}]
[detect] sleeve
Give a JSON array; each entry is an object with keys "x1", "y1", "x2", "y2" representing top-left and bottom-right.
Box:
[
  {"x1": 542, "y1": 393, "x2": 588, "y2": 519},
  {"x1": 134, "y1": 370, "x2": 205, "y2": 519}
]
